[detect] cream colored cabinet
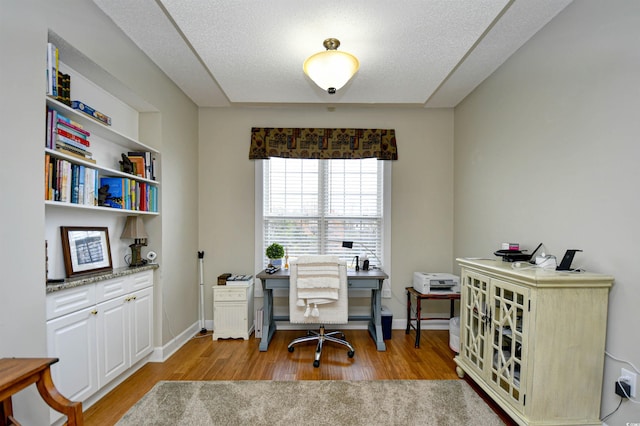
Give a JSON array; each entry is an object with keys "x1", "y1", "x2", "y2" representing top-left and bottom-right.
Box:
[
  {"x1": 455, "y1": 259, "x2": 613, "y2": 426},
  {"x1": 46, "y1": 269, "x2": 154, "y2": 422},
  {"x1": 213, "y1": 283, "x2": 254, "y2": 340}
]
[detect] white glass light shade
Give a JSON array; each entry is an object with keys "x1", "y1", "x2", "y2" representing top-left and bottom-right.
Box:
[{"x1": 303, "y1": 50, "x2": 359, "y2": 93}]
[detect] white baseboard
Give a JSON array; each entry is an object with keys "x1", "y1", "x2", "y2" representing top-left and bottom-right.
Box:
[{"x1": 149, "y1": 321, "x2": 202, "y2": 362}]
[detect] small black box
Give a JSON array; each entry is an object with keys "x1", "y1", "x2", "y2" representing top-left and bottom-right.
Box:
[{"x1": 381, "y1": 305, "x2": 392, "y2": 340}]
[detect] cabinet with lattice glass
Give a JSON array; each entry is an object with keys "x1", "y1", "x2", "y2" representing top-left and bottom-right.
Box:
[{"x1": 454, "y1": 258, "x2": 613, "y2": 426}]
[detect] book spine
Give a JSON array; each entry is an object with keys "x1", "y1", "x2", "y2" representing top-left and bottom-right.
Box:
[
  {"x1": 46, "y1": 43, "x2": 57, "y2": 97},
  {"x1": 71, "y1": 100, "x2": 112, "y2": 126},
  {"x1": 77, "y1": 165, "x2": 85, "y2": 205},
  {"x1": 71, "y1": 164, "x2": 79, "y2": 204},
  {"x1": 56, "y1": 117, "x2": 90, "y2": 136},
  {"x1": 55, "y1": 127, "x2": 90, "y2": 147},
  {"x1": 56, "y1": 134, "x2": 88, "y2": 152},
  {"x1": 44, "y1": 154, "x2": 50, "y2": 199}
]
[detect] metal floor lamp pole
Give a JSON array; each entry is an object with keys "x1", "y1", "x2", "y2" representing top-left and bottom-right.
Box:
[{"x1": 198, "y1": 251, "x2": 206, "y2": 334}]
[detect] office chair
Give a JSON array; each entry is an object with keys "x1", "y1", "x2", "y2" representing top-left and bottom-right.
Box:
[{"x1": 287, "y1": 255, "x2": 354, "y2": 367}]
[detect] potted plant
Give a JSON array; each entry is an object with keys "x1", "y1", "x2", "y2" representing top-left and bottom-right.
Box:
[{"x1": 266, "y1": 243, "x2": 285, "y2": 267}]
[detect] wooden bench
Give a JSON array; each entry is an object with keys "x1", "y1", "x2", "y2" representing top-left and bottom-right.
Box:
[{"x1": 0, "y1": 358, "x2": 82, "y2": 426}]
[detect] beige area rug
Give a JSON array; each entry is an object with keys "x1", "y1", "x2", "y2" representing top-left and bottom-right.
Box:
[{"x1": 116, "y1": 380, "x2": 505, "y2": 425}]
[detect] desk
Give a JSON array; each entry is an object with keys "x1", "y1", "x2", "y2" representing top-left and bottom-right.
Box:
[
  {"x1": 405, "y1": 287, "x2": 460, "y2": 348},
  {"x1": 0, "y1": 358, "x2": 82, "y2": 426},
  {"x1": 256, "y1": 269, "x2": 388, "y2": 352}
]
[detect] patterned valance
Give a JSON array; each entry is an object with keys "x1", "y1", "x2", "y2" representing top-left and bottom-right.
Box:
[{"x1": 249, "y1": 128, "x2": 398, "y2": 160}]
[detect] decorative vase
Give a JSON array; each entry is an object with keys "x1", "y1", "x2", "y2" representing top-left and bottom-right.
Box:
[{"x1": 269, "y1": 258, "x2": 283, "y2": 268}]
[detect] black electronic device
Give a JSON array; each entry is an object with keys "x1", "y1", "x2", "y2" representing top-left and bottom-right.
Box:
[
  {"x1": 556, "y1": 249, "x2": 582, "y2": 271},
  {"x1": 265, "y1": 266, "x2": 280, "y2": 274},
  {"x1": 494, "y1": 243, "x2": 543, "y2": 263}
]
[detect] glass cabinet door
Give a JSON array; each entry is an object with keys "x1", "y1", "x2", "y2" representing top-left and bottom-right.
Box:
[
  {"x1": 488, "y1": 278, "x2": 529, "y2": 409},
  {"x1": 460, "y1": 272, "x2": 490, "y2": 376}
]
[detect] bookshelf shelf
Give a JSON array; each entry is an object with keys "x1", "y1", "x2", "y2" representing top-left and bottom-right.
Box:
[
  {"x1": 45, "y1": 200, "x2": 159, "y2": 216},
  {"x1": 45, "y1": 148, "x2": 159, "y2": 186},
  {"x1": 46, "y1": 97, "x2": 158, "y2": 153}
]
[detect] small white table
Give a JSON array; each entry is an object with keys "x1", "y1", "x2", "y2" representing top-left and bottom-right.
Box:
[{"x1": 212, "y1": 282, "x2": 255, "y2": 340}]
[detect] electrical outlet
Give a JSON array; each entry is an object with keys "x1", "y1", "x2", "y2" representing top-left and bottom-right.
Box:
[{"x1": 621, "y1": 368, "x2": 637, "y2": 398}]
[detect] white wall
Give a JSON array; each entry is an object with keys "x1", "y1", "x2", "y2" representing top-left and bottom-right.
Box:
[
  {"x1": 454, "y1": 0, "x2": 640, "y2": 422},
  {"x1": 198, "y1": 107, "x2": 455, "y2": 323},
  {"x1": 1, "y1": 0, "x2": 199, "y2": 422}
]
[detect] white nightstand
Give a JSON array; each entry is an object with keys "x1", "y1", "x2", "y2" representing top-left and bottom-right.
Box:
[{"x1": 212, "y1": 282, "x2": 254, "y2": 340}]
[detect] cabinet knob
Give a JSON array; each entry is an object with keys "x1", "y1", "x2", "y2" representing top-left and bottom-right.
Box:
[{"x1": 91, "y1": 310, "x2": 98, "y2": 315}]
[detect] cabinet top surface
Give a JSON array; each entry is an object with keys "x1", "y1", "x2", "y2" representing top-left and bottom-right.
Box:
[
  {"x1": 456, "y1": 258, "x2": 613, "y2": 288},
  {"x1": 46, "y1": 264, "x2": 158, "y2": 294}
]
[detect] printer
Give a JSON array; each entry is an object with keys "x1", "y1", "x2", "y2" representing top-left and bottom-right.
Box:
[{"x1": 413, "y1": 272, "x2": 460, "y2": 294}]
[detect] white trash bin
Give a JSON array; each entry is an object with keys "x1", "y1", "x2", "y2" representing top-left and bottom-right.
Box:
[{"x1": 449, "y1": 316, "x2": 460, "y2": 352}]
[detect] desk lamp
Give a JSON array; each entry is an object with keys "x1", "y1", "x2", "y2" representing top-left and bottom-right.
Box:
[
  {"x1": 342, "y1": 241, "x2": 382, "y2": 270},
  {"x1": 121, "y1": 216, "x2": 148, "y2": 267}
]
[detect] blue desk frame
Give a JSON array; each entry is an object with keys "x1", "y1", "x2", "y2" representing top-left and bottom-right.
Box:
[{"x1": 256, "y1": 268, "x2": 389, "y2": 351}]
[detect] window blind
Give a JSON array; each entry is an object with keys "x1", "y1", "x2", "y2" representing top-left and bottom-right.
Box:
[{"x1": 263, "y1": 158, "x2": 383, "y2": 268}]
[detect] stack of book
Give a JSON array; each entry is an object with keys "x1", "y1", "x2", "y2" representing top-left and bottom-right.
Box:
[
  {"x1": 46, "y1": 42, "x2": 71, "y2": 106},
  {"x1": 45, "y1": 155, "x2": 98, "y2": 206},
  {"x1": 46, "y1": 107, "x2": 95, "y2": 163}
]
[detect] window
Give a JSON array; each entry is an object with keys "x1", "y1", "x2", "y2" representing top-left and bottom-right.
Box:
[{"x1": 257, "y1": 157, "x2": 388, "y2": 269}]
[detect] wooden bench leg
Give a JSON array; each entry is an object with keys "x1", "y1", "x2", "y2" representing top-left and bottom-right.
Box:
[{"x1": 35, "y1": 368, "x2": 83, "y2": 426}]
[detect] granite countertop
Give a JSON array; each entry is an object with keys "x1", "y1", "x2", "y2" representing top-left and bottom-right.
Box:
[{"x1": 46, "y1": 264, "x2": 159, "y2": 293}]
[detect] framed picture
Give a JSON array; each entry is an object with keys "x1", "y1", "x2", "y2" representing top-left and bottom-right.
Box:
[{"x1": 61, "y1": 226, "x2": 113, "y2": 277}]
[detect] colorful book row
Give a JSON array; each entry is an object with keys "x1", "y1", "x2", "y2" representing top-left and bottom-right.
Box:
[
  {"x1": 45, "y1": 154, "x2": 98, "y2": 206},
  {"x1": 99, "y1": 177, "x2": 158, "y2": 212}
]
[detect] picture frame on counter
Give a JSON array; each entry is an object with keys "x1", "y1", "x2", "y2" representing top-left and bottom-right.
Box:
[{"x1": 61, "y1": 226, "x2": 113, "y2": 277}]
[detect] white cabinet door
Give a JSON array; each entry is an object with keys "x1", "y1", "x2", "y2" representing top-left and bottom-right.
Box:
[
  {"x1": 129, "y1": 286, "x2": 154, "y2": 365},
  {"x1": 459, "y1": 270, "x2": 491, "y2": 377},
  {"x1": 46, "y1": 306, "x2": 98, "y2": 403},
  {"x1": 96, "y1": 295, "x2": 128, "y2": 387},
  {"x1": 487, "y1": 278, "x2": 529, "y2": 410}
]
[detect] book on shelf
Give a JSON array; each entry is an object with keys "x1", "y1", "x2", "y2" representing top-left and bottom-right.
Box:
[
  {"x1": 57, "y1": 115, "x2": 89, "y2": 137},
  {"x1": 71, "y1": 100, "x2": 112, "y2": 126},
  {"x1": 55, "y1": 134, "x2": 89, "y2": 152},
  {"x1": 127, "y1": 151, "x2": 155, "y2": 180},
  {"x1": 55, "y1": 127, "x2": 89, "y2": 147},
  {"x1": 56, "y1": 72, "x2": 71, "y2": 106},
  {"x1": 99, "y1": 177, "x2": 126, "y2": 209},
  {"x1": 127, "y1": 155, "x2": 145, "y2": 178},
  {"x1": 45, "y1": 156, "x2": 98, "y2": 206},
  {"x1": 46, "y1": 42, "x2": 58, "y2": 98},
  {"x1": 54, "y1": 147, "x2": 97, "y2": 164}
]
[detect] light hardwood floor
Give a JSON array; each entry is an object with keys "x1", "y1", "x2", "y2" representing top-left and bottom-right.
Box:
[{"x1": 83, "y1": 329, "x2": 514, "y2": 425}]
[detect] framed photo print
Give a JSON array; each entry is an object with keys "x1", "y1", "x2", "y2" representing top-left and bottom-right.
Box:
[{"x1": 61, "y1": 226, "x2": 113, "y2": 277}]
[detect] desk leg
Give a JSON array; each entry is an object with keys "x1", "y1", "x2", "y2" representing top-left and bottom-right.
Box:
[
  {"x1": 415, "y1": 295, "x2": 422, "y2": 348},
  {"x1": 367, "y1": 281, "x2": 386, "y2": 351},
  {"x1": 259, "y1": 286, "x2": 276, "y2": 351},
  {"x1": 405, "y1": 290, "x2": 411, "y2": 334}
]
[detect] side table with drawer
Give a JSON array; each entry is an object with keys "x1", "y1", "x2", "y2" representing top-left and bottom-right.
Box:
[{"x1": 212, "y1": 282, "x2": 254, "y2": 340}]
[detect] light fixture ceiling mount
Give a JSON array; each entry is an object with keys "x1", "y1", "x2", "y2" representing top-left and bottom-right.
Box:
[{"x1": 303, "y1": 38, "x2": 359, "y2": 95}]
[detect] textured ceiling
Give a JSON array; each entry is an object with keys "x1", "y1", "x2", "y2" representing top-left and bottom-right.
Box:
[{"x1": 93, "y1": 0, "x2": 573, "y2": 108}]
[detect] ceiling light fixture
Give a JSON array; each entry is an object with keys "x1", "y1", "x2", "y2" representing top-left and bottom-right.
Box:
[{"x1": 303, "y1": 38, "x2": 359, "y2": 95}]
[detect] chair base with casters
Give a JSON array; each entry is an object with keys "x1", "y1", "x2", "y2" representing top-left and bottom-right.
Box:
[{"x1": 287, "y1": 325, "x2": 355, "y2": 368}]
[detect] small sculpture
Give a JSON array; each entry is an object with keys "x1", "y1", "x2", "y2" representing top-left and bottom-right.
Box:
[
  {"x1": 98, "y1": 185, "x2": 110, "y2": 206},
  {"x1": 119, "y1": 153, "x2": 134, "y2": 174}
]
